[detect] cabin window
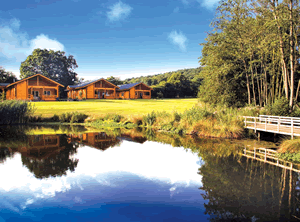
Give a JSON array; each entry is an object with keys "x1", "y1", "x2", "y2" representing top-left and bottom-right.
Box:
[
  {"x1": 145, "y1": 92, "x2": 150, "y2": 96},
  {"x1": 135, "y1": 92, "x2": 138, "y2": 96},
  {"x1": 44, "y1": 91, "x2": 51, "y2": 96},
  {"x1": 122, "y1": 93, "x2": 124, "y2": 96}
]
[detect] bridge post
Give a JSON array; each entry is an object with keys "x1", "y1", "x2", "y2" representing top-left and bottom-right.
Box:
[
  {"x1": 254, "y1": 117, "x2": 257, "y2": 133},
  {"x1": 291, "y1": 118, "x2": 294, "y2": 140},
  {"x1": 265, "y1": 117, "x2": 267, "y2": 130}
]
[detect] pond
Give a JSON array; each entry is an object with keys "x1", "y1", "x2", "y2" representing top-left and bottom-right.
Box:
[{"x1": 0, "y1": 126, "x2": 300, "y2": 221}]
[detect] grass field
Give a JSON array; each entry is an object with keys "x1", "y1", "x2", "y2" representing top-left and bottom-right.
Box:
[{"x1": 31, "y1": 98, "x2": 198, "y2": 117}]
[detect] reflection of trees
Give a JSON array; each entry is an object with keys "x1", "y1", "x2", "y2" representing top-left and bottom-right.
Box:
[
  {"x1": 21, "y1": 135, "x2": 79, "y2": 179},
  {"x1": 0, "y1": 148, "x2": 13, "y2": 163},
  {"x1": 199, "y1": 155, "x2": 300, "y2": 221}
]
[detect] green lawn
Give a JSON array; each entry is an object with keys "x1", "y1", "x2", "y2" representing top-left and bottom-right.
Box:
[{"x1": 31, "y1": 98, "x2": 199, "y2": 117}]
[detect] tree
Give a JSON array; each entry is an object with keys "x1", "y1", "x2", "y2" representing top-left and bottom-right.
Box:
[
  {"x1": 0, "y1": 66, "x2": 17, "y2": 83},
  {"x1": 20, "y1": 48, "x2": 78, "y2": 86},
  {"x1": 106, "y1": 76, "x2": 123, "y2": 85}
]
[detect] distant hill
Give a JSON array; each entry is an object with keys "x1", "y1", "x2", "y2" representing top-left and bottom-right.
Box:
[
  {"x1": 122, "y1": 67, "x2": 202, "y2": 98},
  {"x1": 123, "y1": 67, "x2": 202, "y2": 86}
]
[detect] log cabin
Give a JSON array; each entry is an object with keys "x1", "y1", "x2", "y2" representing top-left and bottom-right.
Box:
[
  {"x1": 0, "y1": 83, "x2": 9, "y2": 96},
  {"x1": 5, "y1": 74, "x2": 64, "y2": 101},
  {"x1": 117, "y1": 82, "x2": 152, "y2": 99},
  {"x1": 67, "y1": 78, "x2": 119, "y2": 100}
]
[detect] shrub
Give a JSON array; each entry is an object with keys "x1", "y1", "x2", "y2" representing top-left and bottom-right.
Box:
[
  {"x1": 143, "y1": 111, "x2": 156, "y2": 126},
  {"x1": 173, "y1": 111, "x2": 181, "y2": 122},
  {"x1": 70, "y1": 112, "x2": 88, "y2": 123},
  {"x1": 266, "y1": 97, "x2": 290, "y2": 116},
  {"x1": 59, "y1": 112, "x2": 73, "y2": 122},
  {"x1": 104, "y1": 113, "x2": 123, "y2": 123},
  {"x1": 0, "y1": 100, "x2": 35, "y2": 124}
]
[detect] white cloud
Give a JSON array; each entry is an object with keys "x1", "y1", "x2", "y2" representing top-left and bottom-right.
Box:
[
  {"x1": 30, "y1": 34, "x2": 64, "y2": 52},
  {"x1": 199, "y1": 0, "x2": 219, "y2": 8},
  {"x1": 107, "y1": 1, "x2": 132, "y2": 22},
  {"x1": 180, "y1": 0, "x2": 219, "y2": 9},
  {"x1": 0, "y1": 18, "x2": 65, "y2": 62},
  {"x1": 173, "y1": 7, "x2": 180, "y2": 13},
  {"x1": 0, "y1": 141, "x2": 203, "y2": 211},
  {"x1": 168, "y1": 30, "x2": 188, "y2": 52}
]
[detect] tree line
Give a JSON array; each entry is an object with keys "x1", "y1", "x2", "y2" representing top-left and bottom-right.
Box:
[
  {"x1": 1, "y1": 48, "x2": 202, "y2": 99},
  {"x1": 199, "y1": 0, "x2": 300, "y2": 109}
]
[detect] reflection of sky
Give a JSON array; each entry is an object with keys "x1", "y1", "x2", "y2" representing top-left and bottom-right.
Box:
[{"x1": 0, "y1": 140, "x2": 208, "y2": 221}]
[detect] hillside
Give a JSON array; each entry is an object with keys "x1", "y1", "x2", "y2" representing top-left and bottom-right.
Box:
[{"x1": 122, "y1": 67, "x2": 202, "y2": 98}]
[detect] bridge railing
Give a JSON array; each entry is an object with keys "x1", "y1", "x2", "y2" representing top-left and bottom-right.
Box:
[
  {"x1": 243, "y1": 115, "x2": 300, "y2": 138},
  {"x1": 243, "y1": 147, "x2": 300, "y2": 173}
]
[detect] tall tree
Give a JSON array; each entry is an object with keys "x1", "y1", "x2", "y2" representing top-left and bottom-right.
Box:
[
  {"x1": 0, "y1": 66, "x2": 17, "y2": 83},
  {"x1": 20, "y1": 48, "x2": 78, "y2": 86},
  {"x1": 106, "y1": 76, "x2": 123, "y2": 85}
]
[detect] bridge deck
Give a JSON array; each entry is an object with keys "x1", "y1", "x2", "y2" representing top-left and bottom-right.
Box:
[{"x1": 244, "y1": 115, "x2": 300, "y2": 138}]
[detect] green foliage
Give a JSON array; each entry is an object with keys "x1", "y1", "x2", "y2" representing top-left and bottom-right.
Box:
[
  {"x1": 57, "y1": 112, "x2": 88, "y2": 123},
  {"x1": 0, "y1": 66, "x2": 17, "y2": 83},
  {"x1": 173, "y1": 111, "x2": 181, "y2": 122},
  {"x1": 70, "y1": 112, "x2": 88, "y2": 123},
  {"x1": 182, "y1": 106, "x2": 213, "y2": 125},
  {"x1": 0, "y1": 100, "x2": 35, "y2": 124},
  {"x1": 277, "y1": 152, "x2": 300, "y2": 163},
  {"x1": 142, "y1": 111, "x2": 157, "y2": 126},
  {"x1": 20, "y1": 48, "x2": 78, "y2": 87},
  {"x1": 106, "y1": 76, "x2": 123, "y2": 85},
  {"x1": 265, "y1": 97, "x2": 290, "y2": 116},
  {"x1": 59, "y1": 112, "x2": 73, "y2": 122},
  {"x1": 104, "y1": 113, "x2": 123, "y2": 123},
  {"x1": 198, "y1": 0, "x2": 300, "y2": 108},
  {"x1": 1, "y1": 91, "x2": 5, "y2": 101},
  {"x1": 123, "y1": 68, "x2": 202, "y2": 98}
]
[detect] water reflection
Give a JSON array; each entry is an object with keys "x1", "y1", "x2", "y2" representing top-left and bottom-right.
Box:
[
  {"x1": 1, "y1": 126, "x2": 300, "y2": 221},
  {"x1": 199, "y1": 154, "x2": 300, "y2": 221},
  {"x1": 0, "y1": 129, "x2": 205, "y2": 221}
]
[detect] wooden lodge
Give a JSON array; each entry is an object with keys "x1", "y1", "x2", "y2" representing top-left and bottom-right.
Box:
[
  {"x1": 117, "y1": 82, "x2": 152, "y2": 99},
  {"x1": 67, "y1": 80, "x2": 152, "y2": 100},
  {"x1": 5, "y1": 74, "x2": 64, "y2": 101},
  {"x1": 67, "y1": 78, "x2": 119, "y2": 100}
]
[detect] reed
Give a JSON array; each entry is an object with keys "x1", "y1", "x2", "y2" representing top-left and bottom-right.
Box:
[{"x1": 0, "y1": 100, "x2": 35, "y2": 125}]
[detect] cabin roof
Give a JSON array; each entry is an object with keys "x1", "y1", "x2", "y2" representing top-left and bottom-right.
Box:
[
  {"x1": 117, "y1": 82, "x2": 141, "y2": 91},
  {"x1": 68, "y1": 78, "x2": 119, "y2": 89},
  {"x1": 0, "y1": 83, "x2": 10, "y2": 87},
  {"x1": 117, "y1": 82, "x2": 152, "y2": 91},
  {"x1": 6, "y1": 74, "x2": 64, "y2": 88}
]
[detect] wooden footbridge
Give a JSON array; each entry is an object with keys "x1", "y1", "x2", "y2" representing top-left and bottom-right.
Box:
[
  {"x1": 243, "y1": 147, "x2": 300, "y2": 173},
  {"x1": 244, "y1": 115, "x2": 300, "y2": 139}
]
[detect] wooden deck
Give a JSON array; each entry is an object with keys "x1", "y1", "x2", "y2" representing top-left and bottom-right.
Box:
[
  {"x1": 242, "y1": 147, "x2": 300, "y2": 173},
  {"x1": 244, "y1": 115, "x2": 300, "y2": 138}
]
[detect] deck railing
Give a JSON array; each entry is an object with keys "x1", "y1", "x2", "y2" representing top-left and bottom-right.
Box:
[
  {"x1": 243, "y1": 115, "x2": 300, "y2": 138},
  {"x1": 243, "y1": 147, "x2": 300, "y2": 173}
]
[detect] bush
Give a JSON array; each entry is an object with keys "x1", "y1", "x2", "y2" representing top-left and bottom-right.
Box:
[
  {"x1": 266, "y1": 97, "x2": 290, "y2": 116},
  {"x1": 70, "y1": 112, "x2": 88, "y2": 123},
  {"x1": 173, "y1": 111, "x2": 181, "y2": 122},
  {"x1": 104, "y1": 114, "x2": 123, "y2": 123},
  {"x1": 143, "y1": 111, "x2": 157, "y2": 126},
  {"x1": 58, "y1": 112, "x2": 88, "y2": 123},
  {"x1": 59, "y1": 112, "x2": 73, "y2": 122},
  {"x1": 0, "y1": 100, "x2": 35, "y2": 124}
]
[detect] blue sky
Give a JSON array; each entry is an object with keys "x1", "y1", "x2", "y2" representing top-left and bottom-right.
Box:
[{"x1": 0, "y1": 0, "x2": 219, "y2": 80}]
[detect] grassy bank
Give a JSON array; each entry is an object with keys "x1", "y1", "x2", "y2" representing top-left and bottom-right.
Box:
[
  {"x1": 30, "y1": 98, "x2": 198, "y2": 117},
  {"x1": 277, "y1": 139, "x2": 300, "y2": 163},
  {"x1": 27, "y1": 99, "x2": 259, "y2": 139}
]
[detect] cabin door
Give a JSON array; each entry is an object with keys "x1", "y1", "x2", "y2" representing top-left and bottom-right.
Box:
[
  {"x1": 140, "y1": 92, "x2": 143, "y2": 99},
  {"x1": 97, "y1": 91, "x2": 101, "y2": 99}
]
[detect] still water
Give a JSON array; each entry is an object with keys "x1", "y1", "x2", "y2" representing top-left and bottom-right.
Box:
[{"x1": 0, "y1": 126, "x2": 300, "y2": 221}]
